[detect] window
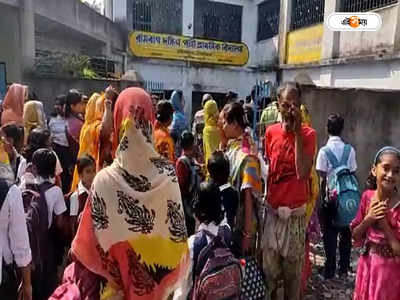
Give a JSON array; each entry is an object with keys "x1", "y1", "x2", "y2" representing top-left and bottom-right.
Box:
[
  {"x1": 133, "y1": 1, "x2": 152, "y2": 31},
  {"x1": 194, "y1": 0, "x2": 242, "y2": 43},
  {"x1": 257, "y1": 0, "x2": 280, "y2": 41},
  {"x1": 342, "y1": 0, "x2": 397, "y2": 12},
  {"x1": 132, "y1": 0, "x2": 182, "y2": 35},
  {"x1": 291, "y1": 0, "x2": 325, "y2": 31}
]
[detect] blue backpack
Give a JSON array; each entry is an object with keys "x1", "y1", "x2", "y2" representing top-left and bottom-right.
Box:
[{"x1": 324, "y1": 144, "x2": 360, "y2": 227}]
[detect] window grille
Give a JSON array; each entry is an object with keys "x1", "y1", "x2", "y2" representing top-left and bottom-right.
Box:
[
  {"x1": 194, "y1": 1, "x2": 242, "y2": 43},
  {"x1": 257, "y1": 0, "x2": 280, "y2": 41},
  {"x1": 342, "y1": 0, "x2": 397, "y2": 12},
  {"x1": 291, "y1": 0, "x2": 325, "y2": 30},
  {"x1": 133, "y1": 1, "x2": 152, "y2": 31},
  {"x1": 132, "y1": 0, "x2": 182, "y2": 34}
]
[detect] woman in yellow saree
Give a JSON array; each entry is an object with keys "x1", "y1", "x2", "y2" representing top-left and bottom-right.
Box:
[
  {"x1": 71, "y1": 87, "x2": 189, "y2": 300},
  {"x1": 70, "y1": 93, "x2": 113, "y2": 191},
  {"x1": 202, "y1": 100, "x2": 220, "y2": 167},
  {"x1": 300, "y1": 104, "x2": 320, "y2": 296}
]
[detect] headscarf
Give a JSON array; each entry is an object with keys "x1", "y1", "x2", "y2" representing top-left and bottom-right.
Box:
[
  {"x1": 170, "y1": 91, "x2": 189, "y2": 156},
  {"x1": 299, "y1": 105, "x2": 320, "y2": 224},
  {"x1": 72, "y1": 88, "x2": 189, "y2": 300},
  {"x1": 23, "y1": 100, "x2": 47, "y2": 143},
  {"x1": 70, "y1": 93, "x2": 104, "y2": 191},
  {"x1": 203, "y1": 100, "x2": 220, "y2": 166},
  {"x1": 1, "y1": 83, "x2": 27, "y2": 126}
]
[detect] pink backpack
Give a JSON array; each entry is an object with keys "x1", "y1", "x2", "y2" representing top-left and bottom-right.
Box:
[{"x1": 192, "y1": 230, "x2": 242, "y2": 300}]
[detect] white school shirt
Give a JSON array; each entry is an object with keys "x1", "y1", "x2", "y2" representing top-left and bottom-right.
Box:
[
  {"x1": 49, "y1": 116, "x2": 69, "y2": 147},
  {"x1": 316, "y1": 136, "x2": 357, "y2": 177},
  {"x1": 0, "y1": 185, "x2": 32, "y2": 284},
  {"x1": 20, "y1": 176, "x2": 67, "y2": 228},
  {"x1": 69, "y1": 181, "x2": 90, "y2": 216},
  {"x1": 35, "y1": 177, "x2": 67, "y2": 228}
]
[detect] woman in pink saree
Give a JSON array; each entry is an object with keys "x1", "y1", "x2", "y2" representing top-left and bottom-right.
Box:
[{"x1": 351, "y1": 147, "x2": 400, "y2": 300}]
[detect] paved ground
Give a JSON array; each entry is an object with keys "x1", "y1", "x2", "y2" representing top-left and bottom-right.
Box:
[{"x1": 304, "y1": 243, "x2": 358, "y2": 300}]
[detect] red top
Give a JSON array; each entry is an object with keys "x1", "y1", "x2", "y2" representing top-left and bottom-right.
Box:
[
  {"x1": 176, "y1": 156, "x2": 191, "y2": 197},
  {"x1": 265, "y1": 123, "x2": 316, "y2": 209}
]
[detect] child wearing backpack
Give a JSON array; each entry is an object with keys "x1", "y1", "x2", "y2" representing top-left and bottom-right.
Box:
[
  {"x1": 175, "y1": 181, "x2": 241, "y2": 300},
  {"x1": 176, "y1": 130, "x2": 203, "y2": 236},
  {"x1": 66, "y1": 154, "x2": 95, "y2": 239},
  {"x1": 316, "y1": 114, "x2": 359, "y2": 279},
  {"x1": 207, "y1": 150, "x2": 239, "y2": 230},
  {"x1": 351, "y1": 147, "x2": 400, "y2": 300},
  {"x1": 25, "y1": 149, "x2": 67, "y2": 300}
]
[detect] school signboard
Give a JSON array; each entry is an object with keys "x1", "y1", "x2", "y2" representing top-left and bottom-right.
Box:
[
  {"x1": 286, "y1": 24, "x2": 323, "y2": 65},
  {"x1": 129, "y1": 31, "x2": 249, "y2": 66}
]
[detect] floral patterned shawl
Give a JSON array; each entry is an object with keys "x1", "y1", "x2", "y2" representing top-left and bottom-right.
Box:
[{"x1": 72, "y1": 88, "x2": 189, "y2": 300}]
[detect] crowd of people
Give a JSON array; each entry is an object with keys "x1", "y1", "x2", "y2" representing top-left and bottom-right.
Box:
[{"x1": 0, "y1": 81, "x2": 399, "y2": 300}]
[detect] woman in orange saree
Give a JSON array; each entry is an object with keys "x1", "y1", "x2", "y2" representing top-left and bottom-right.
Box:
[
  {"x1": 153, "y1": 100, "x2": 175, "y2": 163},
  {"x1": 71, "y1": 87, "x2": 189, "y2": 300},
  {"x1": 70, "y1": 92, "x2": 113, "y2": 191}
]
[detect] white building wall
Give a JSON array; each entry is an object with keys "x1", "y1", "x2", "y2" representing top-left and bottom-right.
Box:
[
  {"x1": 128, "y1": 0, "x2": 279, "y2": 119},
  {"x1": 132, "y1": 59, "x2": 275, "y2": 120},
  {"x1": 282, "y1": 59, "x2": 400, "y2": 90}
]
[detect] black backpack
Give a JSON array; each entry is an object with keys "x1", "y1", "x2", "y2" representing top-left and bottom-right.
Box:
[{"x1": 22, "y1": 182, "x2": 54, "y2": 269}]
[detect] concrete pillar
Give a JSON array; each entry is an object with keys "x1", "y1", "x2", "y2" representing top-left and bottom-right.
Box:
[
  {"x1": 393, "y1": 5, "x2": 400, "y2": 51},
  {"x1": 278, "y1": 0, "x2": 292, "y2": 65},
  {"x1": 19, "y1": 0, "x2": 35, "y2": 76},
  {"x1": 321, "y1": 0, "x2": 341, "y2": 61},
  {"x1": 104, "y1": 0, "x2": 113, "y2": 20},
  {"x1": 182, "y1": 64, "x2": 192, "y2": 122},
  {"x1": 182, "y1": 0, "x2": 195, "y2": 37},
  {"x1": 241, "y1": 2, "x2": 257, "y2": 66}
]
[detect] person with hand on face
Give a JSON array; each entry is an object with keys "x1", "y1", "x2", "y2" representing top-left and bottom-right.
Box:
[
  {"x1": 351, "y1": 147, "x2": 400, "y2": 300},
  {"x1": 263, "y1": 82, "x2": 317, "y2": 300},
  {"x1": 70, "y1": 88, "x2": 113, "y2": 192},
  {"x1": 220, "y1": 102, "x2": 262, "y2": 257}
]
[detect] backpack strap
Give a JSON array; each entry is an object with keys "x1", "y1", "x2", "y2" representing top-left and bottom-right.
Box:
[
  {"x1": 192, "y1": 231, "x2": 208, "y2": 282},
  {"x1": 0, "y1": 179, "x2": 10, "y2": 211},
  {"x1": 340, "y1": 144, "x2": 351, "y2": 166},
  {"x1": 323, "y1": 147, "x2": 340, "y2": 169}
]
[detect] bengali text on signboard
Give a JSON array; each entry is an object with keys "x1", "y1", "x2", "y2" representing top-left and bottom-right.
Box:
[{"x1": 129, "y1": 31, "x2": 249, "y2": 66}]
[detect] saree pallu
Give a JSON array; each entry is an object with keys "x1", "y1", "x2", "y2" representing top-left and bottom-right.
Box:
[{"x1": 72, "y1": 88, "x2": 189, "y2": 300}]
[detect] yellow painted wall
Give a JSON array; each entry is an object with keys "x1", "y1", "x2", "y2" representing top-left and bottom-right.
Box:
[{"x1": 286, "y1": 24, "x2": 323, "y2": 64}]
